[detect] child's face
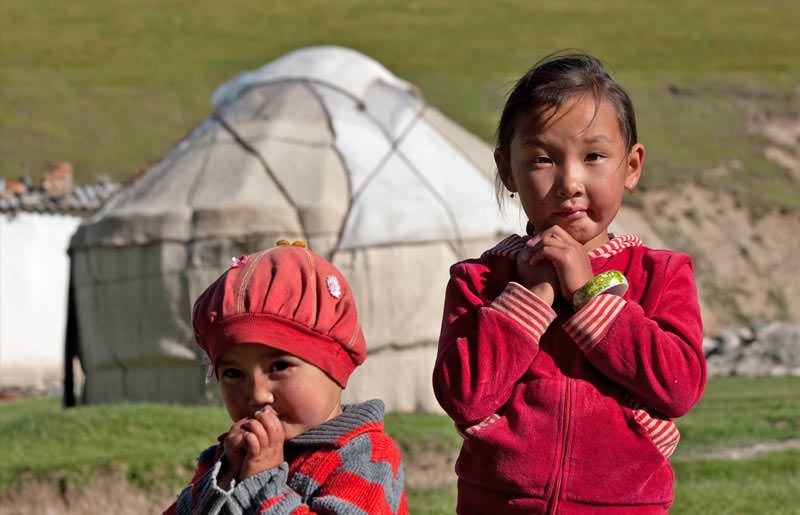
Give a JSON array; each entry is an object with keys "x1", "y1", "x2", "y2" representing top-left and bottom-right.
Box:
[
  {"x1": 497, "y1": 95, "x2": 644, "y2": 250},
  {"x1": 216, "y1": 344, "x2": 343, "y2": 439}
]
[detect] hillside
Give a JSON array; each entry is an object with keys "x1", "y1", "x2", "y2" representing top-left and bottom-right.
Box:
[
  {"x1": 1, "y1": 1, "x2": 797, "y2": 201},
  {"x1": 2, "y1": 1, "x2": 799, "y2": 329}
]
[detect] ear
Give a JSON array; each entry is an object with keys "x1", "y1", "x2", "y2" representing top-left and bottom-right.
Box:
[
  {"x1": 624, "y1": 143, "x2": 645, "y2": 192},
  {"x1": 495, "y1": 148, "x2": 517, "y2": 192}
]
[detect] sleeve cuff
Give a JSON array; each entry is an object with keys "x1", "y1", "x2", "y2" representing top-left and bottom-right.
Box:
[
  {"x1": 490, "y1": 282, "x2": 556, "y2": 340},
  {"x1": 230, "y1": 463, "x2": 289, "y2": 508},
  {"x1": 563, "y1": 293, "x2": 626, "y2": 353},
  {"x1": 197, "y1": 459, "x2": 289, "y2": 513}
]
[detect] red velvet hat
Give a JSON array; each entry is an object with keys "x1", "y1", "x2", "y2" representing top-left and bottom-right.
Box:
[{"x1": 192, "y1": 243, "x2": 366, "y2": 388}]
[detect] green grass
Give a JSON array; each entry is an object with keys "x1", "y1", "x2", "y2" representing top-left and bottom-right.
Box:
[
  {"x1": 2, "y1": 1, "x2": 799, "y2": 209},
  {"x1": 673, "y1": 376, "x2": 800, "y2": 458},
  {"x1": 0, "y1": 398, "x2": 461, "y2": 494},
  {"x1": 410, "y1": 451, "x2": 800, "y2": 515},
  {"x1": 672, "y1": 451, "x2": 800, "y2": 515},
  {"x1": 1, "y1": 377, "x2": 799, "y2": 512},
  {"x1": 385, "y1": 411, "x2": 461, "y2": 455},
  {"x1": 0, "y1": 399, "x2": 231, "y2": 492},
  {"x1": 407, "y1": 487, "x2": 458, "y2": 515}
]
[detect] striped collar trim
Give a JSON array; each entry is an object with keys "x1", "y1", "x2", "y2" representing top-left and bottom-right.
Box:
[
  {"x1": 287, "y1": 399, "x2": 385, "y2": 447},
  {"x1": 587, "y1": 234, "x2": 643, "y2": 259},
  {"x1": 484, "y1": 233, "x2": 642, "y2": 260}
]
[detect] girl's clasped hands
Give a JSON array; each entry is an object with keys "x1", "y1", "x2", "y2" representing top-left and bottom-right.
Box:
[{"x1": 516, "y1": 225, "x2": 594, "y2": 305}]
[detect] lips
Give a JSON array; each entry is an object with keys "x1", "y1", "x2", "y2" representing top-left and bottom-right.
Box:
[{"x1": 554, "y1": 207, "x2": 587, "y2": 221}]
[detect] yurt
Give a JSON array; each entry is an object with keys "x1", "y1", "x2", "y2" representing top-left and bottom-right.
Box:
[{"x1": 68, "y1": 46, "x2": 524, "y2": 411}]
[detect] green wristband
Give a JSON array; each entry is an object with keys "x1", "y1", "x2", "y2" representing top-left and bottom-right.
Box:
[{"x1": 572, "y1": 270, "x2": 628, "y2": 309}]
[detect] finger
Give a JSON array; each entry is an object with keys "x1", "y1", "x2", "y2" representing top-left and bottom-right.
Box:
[
  {"x1": 526, "y1": 234, "x2": 551, "y2": 256},
  {"x1": 243, "y1": 429, "x2": 261, "y2": 455},
  {"x1": 549, "y1": 225, "x2": 581, "y2": 245},
  {"x1": 245, "y1": 416, "x2": 269, "y2": 445},
  {"x1": 252, "y1": 409, "x2": 278, "y2": 441},
  {"x1": 528, "y1": 251, "x2": 545, "y2": 267},
  {"x1": 522, "y1": 236, "x2": 542, "y2": 257},
  {"x1": 529, "y1": 239, "x2": 567, "y2": 266},
  {"x1": 541, "y1": 245, "x2": 572, "y2": 267},
  {"x1": 542, "y1": 228, "x2": 569, "y2": 244},
  {"x1": 228, "y1": 419, "x2": 251, "y2": 447},
  {"x1": 231, "y1": 417, "x2": 250, "y2": 432},
  {"x1": 223, "y1": 433, "x2": 246, "y2": 460},
  {"x1": 256, "y1": 408, "x2": 285, "y2": 443},
  {"x1": 525, "y1": 234, "x2": 542, "y2": 248}
]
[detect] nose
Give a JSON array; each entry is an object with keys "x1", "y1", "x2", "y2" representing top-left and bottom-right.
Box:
[
  {"x1": 248, "y1": 373, "x2": 275, "y2": 412},
  {"x1": 556, "y1": 160, "x2": 584, "y2": 198}
]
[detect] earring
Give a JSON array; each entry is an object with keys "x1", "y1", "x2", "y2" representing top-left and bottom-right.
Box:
[{"x1": 509, "y1": 192, "x2": 516, "y2": 198}]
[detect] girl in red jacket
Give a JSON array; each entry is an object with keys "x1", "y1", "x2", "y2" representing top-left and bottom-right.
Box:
[{"x1": 433, "y1": 53, "x2": 706, "y2": 514}]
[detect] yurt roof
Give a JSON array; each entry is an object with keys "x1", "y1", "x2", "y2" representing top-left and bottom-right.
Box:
[
  {"x1": 212, "y1": 46, "x2": 418, "y2": 108},
  {"x1": 70, "y1": 46, "x2": 522, "y2": 254}
]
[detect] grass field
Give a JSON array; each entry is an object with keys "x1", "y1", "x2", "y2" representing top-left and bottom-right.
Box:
[
  {"x1": 1, "y1": 377, "x2": 798, "y2": 513},
  {"x1": 2, "y1": 1, "x2": 799, "y2": 209}
]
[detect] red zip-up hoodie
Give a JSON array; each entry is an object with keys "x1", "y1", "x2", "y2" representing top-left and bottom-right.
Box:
[{"x1": 433, "y1": 234, "x2": 705, "y2": 514}]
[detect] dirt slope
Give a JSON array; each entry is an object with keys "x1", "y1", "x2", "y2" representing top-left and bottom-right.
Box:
[{"x1": 617, "y1": 103, "x2": 800, "y2": 334}]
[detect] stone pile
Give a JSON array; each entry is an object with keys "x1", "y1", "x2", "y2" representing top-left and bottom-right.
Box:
[{"x1": 703, "y1": 322, "x2": 800, "y2": 376}]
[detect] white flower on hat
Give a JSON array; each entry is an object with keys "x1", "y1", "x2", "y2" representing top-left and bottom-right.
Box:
[{"x1": 326, "y1": 275, "x2": 342, "y2": 299}]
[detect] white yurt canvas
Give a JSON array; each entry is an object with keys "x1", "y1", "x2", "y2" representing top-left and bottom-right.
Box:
[{"x1": 69, "y1": 45, "x2": 525, "y2": 411}]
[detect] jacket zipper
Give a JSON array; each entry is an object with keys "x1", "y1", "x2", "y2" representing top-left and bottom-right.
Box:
[{"x1": 549, "y1": 376, "x2": 572, "y2": 514}]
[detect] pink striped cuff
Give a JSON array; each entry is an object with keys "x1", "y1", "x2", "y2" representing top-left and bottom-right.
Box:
[
  {"x1": 464, "y1": 413, "x2": 501, "y2": 436},
  {"x1": 490, "y1": 282, "x2": 556, "y2": 340},
  {"x1": 563, "y1": 293, "x2": 626, "y2": 353},
  {"x1": 633, "y1": 409, "x2": 681, "y2": 459}
]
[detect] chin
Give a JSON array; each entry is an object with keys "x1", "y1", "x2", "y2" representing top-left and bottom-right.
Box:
[
  {"x1": 559, "y1": 226, "x2": 588, "y2": 242},
  {"x1": 560, "y1": 221, "x2": 602, "y2": 241},
  {"x1": 282, "y1": 422, "x2": 311, "y2": 439}
]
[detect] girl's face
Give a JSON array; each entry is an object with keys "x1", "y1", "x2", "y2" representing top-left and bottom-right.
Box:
[
  {"x1": 217, "y1": 344, "x2": 343, "y2": 439},
  {"x1": 496, "y1": 95, "x2": 644, "y2": 250}
]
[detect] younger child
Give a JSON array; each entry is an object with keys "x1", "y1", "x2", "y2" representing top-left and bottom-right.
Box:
[
  {"x1": 433, "y1": 54, "x2": 706, "y2": 514},
  {"x1": 165, "y1": 242, "x2": 407, "y2": 515}
]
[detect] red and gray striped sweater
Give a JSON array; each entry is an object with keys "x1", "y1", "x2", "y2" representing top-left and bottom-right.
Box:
[
  {"x1": 164, "y1": 400, "x2": 408, "y2": 515},
  {"x1": 433, "y1": 234, "x2": 706, "y2": 514}
]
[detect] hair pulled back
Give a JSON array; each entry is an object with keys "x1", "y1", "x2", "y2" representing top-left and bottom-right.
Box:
[{"x1": 495, "y1": 53, "x2": 638, "y2": 155}]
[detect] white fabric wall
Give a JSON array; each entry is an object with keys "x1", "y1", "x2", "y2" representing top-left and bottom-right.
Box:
[{"x1": 0, "y1": 212, "x2": 80, "y2": 390}]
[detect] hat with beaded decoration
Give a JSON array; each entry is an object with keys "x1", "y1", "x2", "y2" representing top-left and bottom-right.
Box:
[{"x1": 191, "y1": 241, "x2": 366, "y2": 387}]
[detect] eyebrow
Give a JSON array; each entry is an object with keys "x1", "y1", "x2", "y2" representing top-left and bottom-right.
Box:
[
  {"x1": 520, "y1": 134, "x2": 612, "y2": 148},
  {"x1": 520, "y1": 137, "x2": 548, "y2": 148},
  {"x1": 582, "y1": 135, "x2": 612, "y2": 144},
  {"x1": 216, "y1": 359, "x2": 236, "y2": 369}
]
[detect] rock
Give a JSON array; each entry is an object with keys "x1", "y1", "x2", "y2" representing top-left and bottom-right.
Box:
[
  {"x1": 708, "y1": 322, "x2": 800, "y2": 377},
  {"x1": 41, "y1": 160, "x2": 74, "y2": 197},
  {"x1": 717, "y1": 328, "x2": 743, "y2": 353},
  {"x1": 737, "y1": 326, "x2": 756, "y2": 345},
  {"x1": 702, "y1": 337, "x2": 719, "y2": 357}
]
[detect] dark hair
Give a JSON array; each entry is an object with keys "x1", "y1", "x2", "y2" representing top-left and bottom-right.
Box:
[{"x1": 495, "y1": 53, "x2": 638, "y2": 155}]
